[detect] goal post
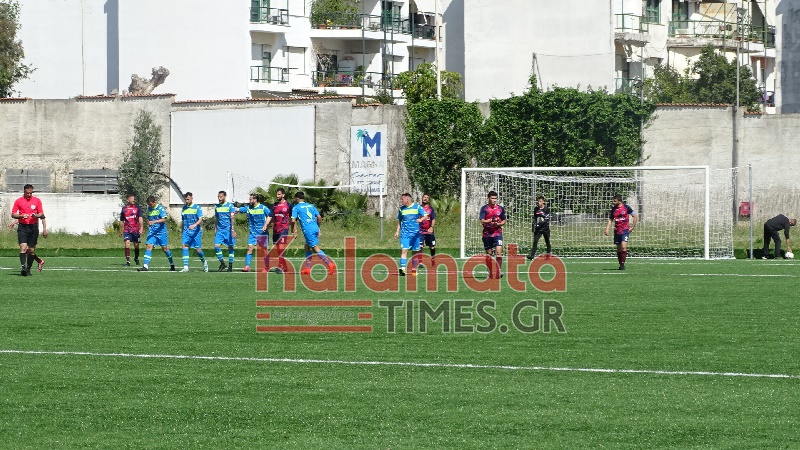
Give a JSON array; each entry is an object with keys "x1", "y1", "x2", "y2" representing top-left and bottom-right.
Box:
[{"x1": 460, "y1": 166, "x2": 737, "y2": 260}]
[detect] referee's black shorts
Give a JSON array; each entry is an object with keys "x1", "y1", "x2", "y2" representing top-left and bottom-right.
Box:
[{"x1": 17, "y1": 223, "x2": 39, "y2": 247}]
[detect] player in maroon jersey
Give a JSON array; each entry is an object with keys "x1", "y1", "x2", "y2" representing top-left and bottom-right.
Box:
[
  {"x1": 604, "y1": 194, "x2": 638, "y2": 270},
  {"x1": 263, "y1": 188, "x2": 292, "y2": 274},
  {"x1": 419, "y1": 194, "x2": 437, "y2": 258},
  {"x1": 479, "y1": 191, "x2": 507, "y2": 279},
  {"x1": 119, "y1": 194, "x2": 144, "y2": 266}
]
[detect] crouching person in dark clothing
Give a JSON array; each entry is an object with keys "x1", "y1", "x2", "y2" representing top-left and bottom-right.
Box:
[{"x1": 762, "y1": 214, "x2": 796, "y2": 259}]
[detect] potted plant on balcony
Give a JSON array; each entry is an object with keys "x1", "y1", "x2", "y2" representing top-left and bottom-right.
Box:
[{"x1": 310, "y1": 0, "x2": 360, "y2": 30}]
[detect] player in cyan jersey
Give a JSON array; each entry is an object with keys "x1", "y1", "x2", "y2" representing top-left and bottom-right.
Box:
[
  {"x1": 419, "y1": 193, "x2": 437, "y2": 259},
  {"x1": 479, "y1": 190, "x2": 507, "y2": 279},
  {"x1": 394, "y1": 193, "x2": 428, "y2": 276},
  {"x1": 263, "y1": 188, "x2": 292, "y2": 274},
  {"x1": 604, "y1": 194, "x2": 638, "y2": 270},
  {"x1": 119, "y1": 193, "x2": 144, "y2": 266},
  {"x1": 138, "y1": 195, "x2": 176, "y2": 272},
  {"x1": 213, "y1": 190, "x2": 236, "y2": 272},
  {"x1": 180, "y1": 192, "x2": 208, "y2": 272},
  {"x1": 238, "y1": 193, "x2": 269, "y2": 272},
  {"x1": 291, "y1": 191, "x2": 335, "y2": 275}
]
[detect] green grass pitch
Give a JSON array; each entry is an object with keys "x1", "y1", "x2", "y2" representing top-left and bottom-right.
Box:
[{"x1": 1, "y1": 255, "x2": 798, "y2": 448}]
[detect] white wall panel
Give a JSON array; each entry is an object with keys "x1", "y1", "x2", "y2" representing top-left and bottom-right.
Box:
[{"x1": 170, "y1": 106, "x2": 315, "y2": 204}]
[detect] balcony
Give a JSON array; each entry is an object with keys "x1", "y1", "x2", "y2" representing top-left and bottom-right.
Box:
[
  {"x1": 669, "y1": 20, "x2": 736, "y2": 39},
  {"x1": 614, "y1": 13, "x2": 650, "y2": 44},
  {"x1": 750, "y1": 25, "x2": 776, "y2": 49},
  {"x1": 669, "y1": 20, "x2": 773, "y2": 51},
  {"x1": 615, "y1": 14, "x2": 649, "y2": 34},
  {"x1": 250, "y1": 6, "x2": 289, "y2": 25},
  {"x1": 614, "y1": 77, "x2": 640, "y2": 94},
  {"x1": 312, "y1": 70, "x2": 395, "y2": 90},
  {"x1": 250, "y1": 66, "x2": 291, "y2": 84},
  {"x1": 309, "y1": 11, "x2": 438, "y2": 42}
]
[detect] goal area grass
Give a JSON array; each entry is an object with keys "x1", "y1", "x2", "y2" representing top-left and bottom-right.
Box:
[{"x1": 1, "y1": 255, "x2": 798, "y2": 448}]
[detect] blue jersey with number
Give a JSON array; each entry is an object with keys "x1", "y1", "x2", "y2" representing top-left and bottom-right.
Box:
[
  {"x1": 181, "y1": 203, "x2": 203, "y2": 231},
  {"x1": 239, "y1": 204, "x2": 269, "y2": 234},
  {"x1": 215, "y1": 202, "x2": 235, "y2": 231},
  {"x1": 398, "y1": 203, "x2": 426, "y2": 238},
  {"x1": 291, "y1": 202, "x2": 320, "y2": 234},
  {"x1": 147, "y1": 204, "x2": 168, "y2": 237}
]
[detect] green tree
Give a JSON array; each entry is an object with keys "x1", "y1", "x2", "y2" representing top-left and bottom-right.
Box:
[
  {"x1": 117, "y1": 110, "x2": 164, "y2": 206},
  {"x1": 643, "y1": 46, "x2": 760, "y2": 109},
  {"x1": 310, "y1": 0, "x2": 360, "y2": 27},
  {"x1": 0, "y1": 0, "x2": 34, "y2": 97},
  {"x1": 404, "y1": 98, "x2": 483, "y2": 197},
  {"x1": 642, "y1": 64, "x2": 691, "y2": 103},
  {"x1": 688, "y1": 45, "x2": 760, "y2": 108},
  {"x1": 394, "y1": 63, "x2": 463, "y2": 104}
]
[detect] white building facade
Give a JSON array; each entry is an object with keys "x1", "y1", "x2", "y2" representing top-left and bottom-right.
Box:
[
  {"x1": 448, "y1": 0, "x2": 781, "y2": 113},
  {"x1": 15, "y1": 0, "x2": 442, "y2": 101},
  {"x1": 15, "y1": 0, "x2": 792, "y2": 112}
]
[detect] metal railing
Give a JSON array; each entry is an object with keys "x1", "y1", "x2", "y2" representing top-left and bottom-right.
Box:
[
  {"x1": 310, "y1": 12, "x2": 438, "y2": 40},
  {"x1": 749, "y1": 25, "x2": 776, "y2": 48},
  {"x1": 614, "y1": 77, "x2": 640, "y2": 94},
  {"x1": 250, "y1": 66, "x2": 291, "y2": 83},
  {"x1": 669, "y1": 20, "x2": 775, "y2": 47},
  {"x1": 615, "y1": 14, "x2": 649, "y2": 34},
  {"x1": 669, "y1": 20, "x2": 736, "y2": 39},
  {"x1": 311, "y1": 70, "x2": 395, "y2": 89},
  {"x1": 250, "y1": 6, "x2": 289, "y2": 25}
]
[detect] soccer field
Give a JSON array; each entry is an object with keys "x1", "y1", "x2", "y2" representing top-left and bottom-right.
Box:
[{"x1": 1, "y1": 256, "x2": 798, "y2": 448}]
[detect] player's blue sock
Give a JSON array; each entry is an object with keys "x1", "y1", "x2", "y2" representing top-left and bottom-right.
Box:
[
  {"x1": 400, "y1": 257, "x2": 407, "y2": 270},
  {"x1": 317, "y1": 250, "x2": 330, "y2": 265},
  {"x1": 144, "y1": 249, "x2": 152, "y2": 266},
  {"x1": 305, "y1": 250, "x2": 312, "y2": 268},
  {"x1": 245, "y1": 253, "x2": 253, "y2": 267},
  {"x1": 228, "y1": 247, "x2": 234, "y2": 265},
  {"x1": 215, "y1": 246, "x2": 223, "y2": 262},
  {"x1": 165, "y1": 250, "x2": 174, "y2": 266},
  {"x1": 197, "y1": 250, "x2": 206, "y2": 263},
  {"x1": 182, "y1": 248, "x2": 189, "y2": 267}
]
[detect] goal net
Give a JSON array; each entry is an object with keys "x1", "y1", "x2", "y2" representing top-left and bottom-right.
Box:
[{"x1": 460, "y1": 166, "x2": 737, "y2": 259}]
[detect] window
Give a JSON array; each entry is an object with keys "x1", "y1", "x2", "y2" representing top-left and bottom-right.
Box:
[
  {"x1": 672, "y1": 0, "x2": 689, "y2": 28},
  {"x1": 287, "y1": 46, "x2": 305, "y2": 78},
  {"x1": 5, "y1": 169, "x2": 51, "y2": 193},
  {"x1": 645, "y1": 0, "x2": 660, "y2": 24},
  {"x1": 71, "y1": 169, "x2": 119, "y2": 194}
]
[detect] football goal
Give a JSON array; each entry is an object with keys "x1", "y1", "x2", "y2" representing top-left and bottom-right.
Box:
[{"x1": 460, "y1": 166, "x2": 738, "y2": 259}]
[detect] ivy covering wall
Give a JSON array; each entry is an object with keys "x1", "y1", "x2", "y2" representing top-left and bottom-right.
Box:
[{"x1": 403, "y1": 77, "x2": 655, "y2": 197}]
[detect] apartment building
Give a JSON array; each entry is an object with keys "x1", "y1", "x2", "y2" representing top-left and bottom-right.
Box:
[
  {"x1": 615, "y1": 0, "x2": 776, "y2": 111},
  {"x1": 450, "y1": 0, "x2": 786, "y2": 113},
  {"x1": 14, "y1": 0, "x2": 442, "y2": 101},
  {"x1": 14, "y1": 0, "x2": 794, "y2": 112},
  {"x1": 249, "y1": 0, "x2": 441, "y2": 98}
]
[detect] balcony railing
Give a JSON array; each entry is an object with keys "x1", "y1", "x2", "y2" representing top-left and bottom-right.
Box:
[
  {"x1": 312, "y1": 70, "x2": 396, "y2": 89},
  {"x1": 615, "y1": 14, "x2": 649, "y2": 34},
  {"x1": 669, "y1": 20, "x2": 775, "y2": 47},
  {"x1": 669, "y1": 20, "x2": 737, "y2": 39},
  {"x1": 614, "y1": 77, "x2": 640, "y2": 94},
  {"x1": 310, "y1": 12, "x2": 438, "y2": 40},
  {"x1": 250, "y1": 66, "x2": 291, "y2": 83},
  {"x1": 749, "y1": 25, "x2": 776, "y2": 48},
  {"x1": 250, "y1": 6, "x2": 289, "y2": 25}
]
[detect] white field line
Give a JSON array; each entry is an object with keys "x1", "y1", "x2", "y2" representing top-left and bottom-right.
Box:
[{"x1": 1, "y1": 349, "x2": 798, "y2": 380}]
